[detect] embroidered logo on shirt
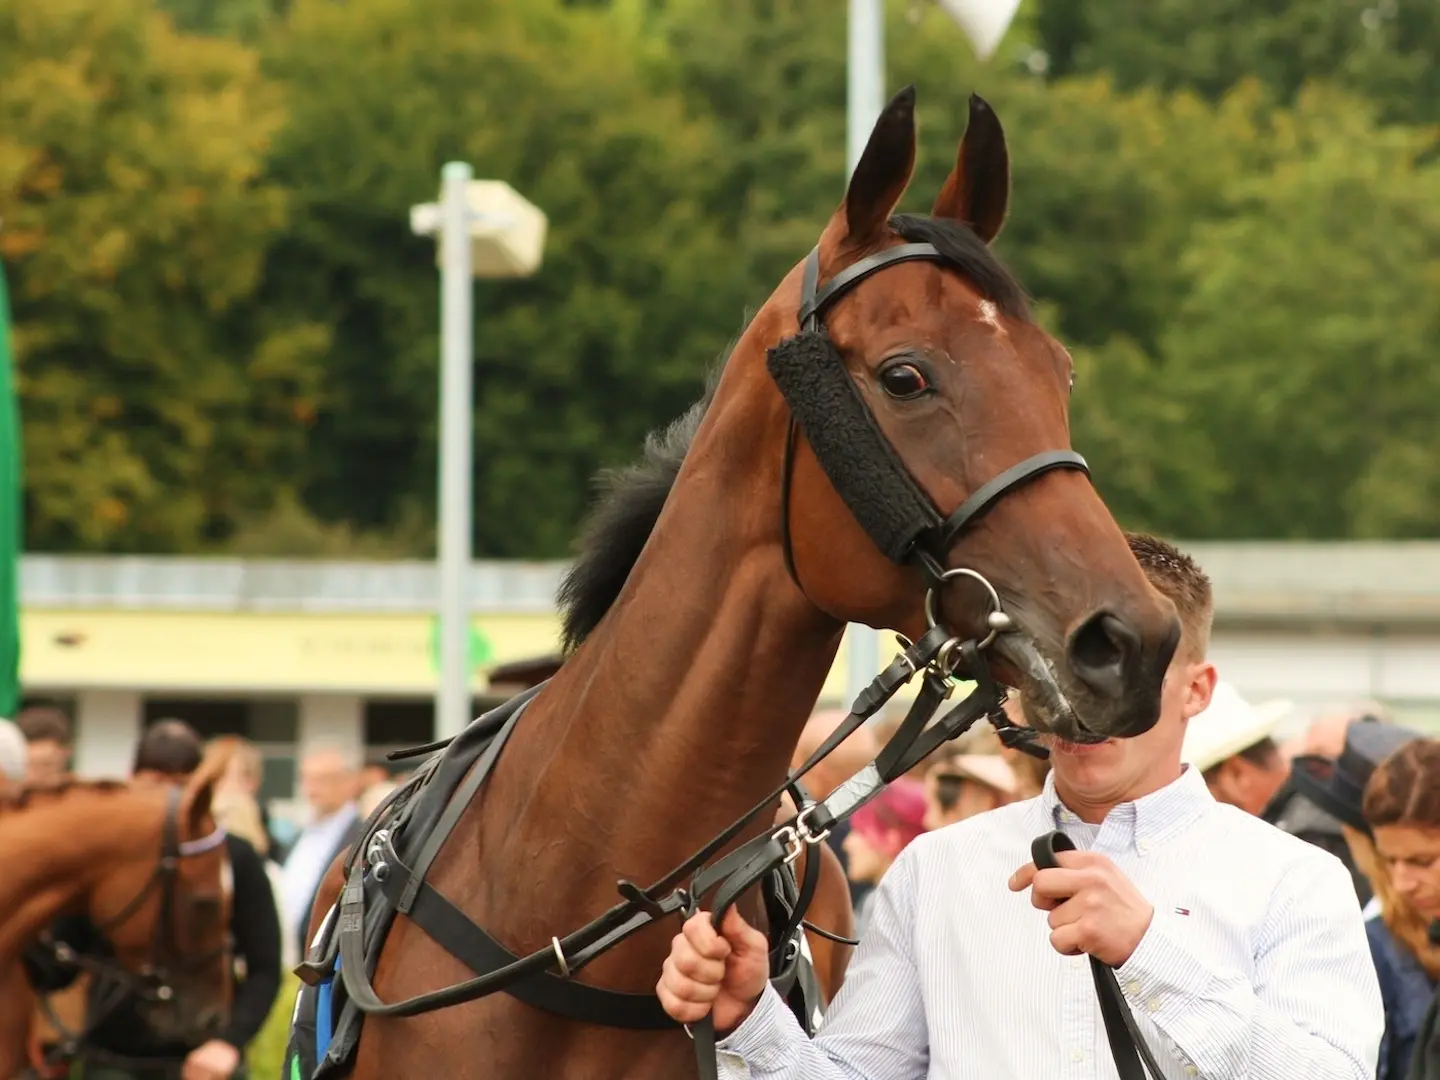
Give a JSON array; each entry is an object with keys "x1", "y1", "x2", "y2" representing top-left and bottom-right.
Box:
[{"x1": 1174, "y1": 906, "x2": 1191, "y2": 916}]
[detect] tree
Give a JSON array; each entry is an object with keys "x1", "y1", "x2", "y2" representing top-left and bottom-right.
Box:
[
  {"x1": 1032, "y1": 0, "x2": 1440, "y2": 126},
  {"x1": 261, "y1": 0, "x2": 749, "y2": 557},
  {"x1": 0, "y1": 0, "x2": 329, "y2": 552},
  {"x1": 1158, "y1": 87, "x2": 1440, "y2": 538}
]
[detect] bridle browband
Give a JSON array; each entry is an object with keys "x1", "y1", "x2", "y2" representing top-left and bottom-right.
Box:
[
  {"x1": 775, "y1": 240, "x2": 1090, "y2": 591},
  {"x1": 26, "y1": 787, "x2": 231, "y2": 1075}
]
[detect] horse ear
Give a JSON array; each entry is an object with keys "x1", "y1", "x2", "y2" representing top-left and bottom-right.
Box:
[
  {"x1": 932, "y1": 94, "x2": 1009, "y2": 244},
  {"x1": 826, "y1": 85, "x2": 919, "y2": 251},
  {"x1": 180, "y1": 739, "x2": 234, "y2": 834}
]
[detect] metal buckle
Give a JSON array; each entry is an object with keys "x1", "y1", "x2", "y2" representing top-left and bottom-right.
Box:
[
  {"x1": 794, "y1": 802, "x2": 831, "y2": 847},
  {"x1": 923, "y1": 567, "x2": 1013, "y2": 649},
  {"x1": 772, "y1": 825, "x2": 805, "y2": 866}
]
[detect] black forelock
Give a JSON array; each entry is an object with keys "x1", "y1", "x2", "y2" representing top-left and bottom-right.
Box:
[{"x1": 888, "y1": 214, "x2": 1031, "y2": 321}]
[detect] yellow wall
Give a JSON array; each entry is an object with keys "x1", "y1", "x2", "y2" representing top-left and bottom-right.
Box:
[{"x1": 20, "y1": 608, "x2": 924, "y2": 701}]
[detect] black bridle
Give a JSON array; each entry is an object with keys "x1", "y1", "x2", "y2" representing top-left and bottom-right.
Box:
[
  {"x1": 26, "y1": 786, "x2": 231, "y2": 1075},
  {"x1": 775, "y1": 241, "x2": 1091, "y2": 593}
]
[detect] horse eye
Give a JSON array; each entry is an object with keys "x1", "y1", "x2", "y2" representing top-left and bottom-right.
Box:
[{"x1": 879, "y1": 362, "x2": 930, "y2": 399}]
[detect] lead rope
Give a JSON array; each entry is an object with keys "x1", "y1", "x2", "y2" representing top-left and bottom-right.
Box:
[{"x1": 1033, "y1": 833, "x2": 1166, "y2": 1080}]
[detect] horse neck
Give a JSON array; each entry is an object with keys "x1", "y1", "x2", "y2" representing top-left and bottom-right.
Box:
[
  {"x1": 0, "y1": 795, "x2": 135, "y2": 963},
  {"x1": 472, "y1": 371, "x2": 846, "y2": 948}
]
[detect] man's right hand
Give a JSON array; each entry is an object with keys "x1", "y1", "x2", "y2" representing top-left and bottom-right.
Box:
[{"x1": 656, "y1": 908, "x2": 770, "y2": 1034}]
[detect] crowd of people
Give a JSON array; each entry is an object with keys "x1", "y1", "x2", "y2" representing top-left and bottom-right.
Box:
[{"x1": 3, "y1": 536, "x2": 1440, "y2": 1079}]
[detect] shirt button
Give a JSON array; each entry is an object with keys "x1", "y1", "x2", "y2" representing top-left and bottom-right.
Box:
[
  {"x1": 1071, "y1": 1050, "x2": 1085, "y2": 1062},
  {"x1": 1147, "y1": 998, "x2": 1163, "y2": 1013},
  {"x1": 1137, "y1": 839, "x2": 1151, "y2": 853},
  {"x1": 1185, "y1": 1068, "x2": 1198, "y2": 1077},
  {"x1": 1071, "y1": 956, "x2": 1087, "y2": 971},
  {"x1": 1125, "y1": 979, "x2": 1140, "y2": 994}
]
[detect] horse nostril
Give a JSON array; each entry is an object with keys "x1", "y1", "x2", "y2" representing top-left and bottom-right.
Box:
[{"x1": 1066, "y1": 611, "x2": 1139, "y2": 699}]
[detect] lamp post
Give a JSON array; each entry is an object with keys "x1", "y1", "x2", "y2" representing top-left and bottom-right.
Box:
[
  {"x1": 411, "y1": 163, "x2": 547, "y2": 741},
  {"x1": 844, "y1": 0, "x2": 886, "y2": 710},
  {"x1": 841, "y1": 0, "x2": 1022, "y2": 708}
]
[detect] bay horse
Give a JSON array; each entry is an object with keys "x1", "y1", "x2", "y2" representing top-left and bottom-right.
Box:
[
  {"x1": 0, "y1": 760, "x2": 234, "y2": 1080},
  {"x1": 310, "y1": 87, "x2": 1180, "y2": 1079}
]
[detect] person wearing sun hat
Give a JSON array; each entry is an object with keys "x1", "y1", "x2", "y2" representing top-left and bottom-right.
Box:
[{"x1": 1180, "y1": 680, "x2": 1294, "y2": 814}]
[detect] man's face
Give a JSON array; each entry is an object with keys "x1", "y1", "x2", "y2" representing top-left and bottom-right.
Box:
[
  {"x1": 25, "y1": 738, "x2": 70, "y2": 785},
  {"x1": 1042, "y1": 644, "x2": 1216, "y2": 810},
  {"x1": 300, "y1": 751, "x2": 356, "y2": 817},
  {"x1": 1203, "y1": 753, "x2": 1286, "y2": 817}
]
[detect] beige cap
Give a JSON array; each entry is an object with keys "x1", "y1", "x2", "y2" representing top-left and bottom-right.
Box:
[{"x1": 937, "y1": 753, "x2": 1017, "y2": 795}]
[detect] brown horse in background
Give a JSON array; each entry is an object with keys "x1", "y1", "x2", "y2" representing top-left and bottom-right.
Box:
[
  {"x1": 326, "y1": 87, "x2": 1180, "y2": 1079},
  {"x1": 0, "y1": 756, "x2": 234, "y2": 1080}
]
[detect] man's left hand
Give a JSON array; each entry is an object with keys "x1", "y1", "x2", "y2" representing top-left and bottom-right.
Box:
[
  {"x1": 1009, "y1": 849, "x2": 1154, "y2": 967},
  {"x1": 182, "y1": 1038, "x2": 241, "y2": 1080}
]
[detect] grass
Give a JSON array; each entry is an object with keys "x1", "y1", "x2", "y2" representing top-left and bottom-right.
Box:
[{"x1": 248, "y1": 974, "x2": 300, "y2": 1080}]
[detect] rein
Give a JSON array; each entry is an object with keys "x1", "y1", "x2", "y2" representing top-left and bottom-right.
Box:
[{"x1": 25, "y1": 787, "x2": 231, "y2": 1074}]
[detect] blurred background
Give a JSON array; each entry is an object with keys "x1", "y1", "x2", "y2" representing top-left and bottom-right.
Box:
[{"x1": 4, "y1": 0, "x2": 1440, "y2": 832}]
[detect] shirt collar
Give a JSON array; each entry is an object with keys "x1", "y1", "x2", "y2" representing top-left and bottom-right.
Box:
[{"x1": 1039, "y1": 763, "x2": 1213, "y2": 853}]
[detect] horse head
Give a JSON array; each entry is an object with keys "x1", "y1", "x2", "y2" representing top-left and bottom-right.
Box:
[
  {"x1": 33, "y1": 749, "x2": 236, "y2": 1048},
  {"x1": 733, "y1": 87, "x2": 1180, "y2": 741}
]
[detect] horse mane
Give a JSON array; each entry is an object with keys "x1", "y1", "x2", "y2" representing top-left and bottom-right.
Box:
[
  {"x1": 557, "y1": 373, "x2": 720, "y2": 654},
  {"x1": 555, "y1": 216, "x2": 1028, "y2": 653},
  {"x1": 0, "y1": 776, "x2": 129, "y2": 810}
]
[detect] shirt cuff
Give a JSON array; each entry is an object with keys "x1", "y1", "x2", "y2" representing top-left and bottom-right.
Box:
[
  {"x1": 1115, "y1": 906, "x2": 1215, "y2": 1017},
  {"x1": 715, "y1": 984, "x2": 802, "y2": 1072}
]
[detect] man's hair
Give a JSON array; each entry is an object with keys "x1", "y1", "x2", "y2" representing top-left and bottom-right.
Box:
[
  {"x1": 1363, "y1": 738, "x2": 1440, "y2": 829},
  {"x1": 16, "y1": 705, "x2": 71, "y2": 746},
  {"x1": 1125, "y1": 532, "x2": 1214, "y2": 660},
  {"x1": 133, "y1": 718, "x2": 204, "y2": 777}
]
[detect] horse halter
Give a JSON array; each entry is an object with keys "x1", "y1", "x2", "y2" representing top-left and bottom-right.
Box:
[
  {"x1": 769, "y1": 239, "x2": 1091, "y2": 599},
  {"x1": 36, "y1": 786, "x2": 231, "y2": 1068}
]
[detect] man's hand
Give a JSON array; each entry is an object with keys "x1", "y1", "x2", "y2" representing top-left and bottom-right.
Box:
[
  {"x1": 1009, "y1": 849, "x2": 1154, "y2": 967},
  {"x1": 182, "y1": 1038, "x2": 241, "y2": 1080},
  {"x1": 656, "y1": 908, "x2": 770, "y2": 1035}
]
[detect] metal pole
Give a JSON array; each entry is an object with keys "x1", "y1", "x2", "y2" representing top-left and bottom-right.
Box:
[
  {"x1": 436, "y1": 161, "x2": 474, "y2": 741},
  {"x1": 846, "y1": 0, "x2": 885, "y2": 708}
]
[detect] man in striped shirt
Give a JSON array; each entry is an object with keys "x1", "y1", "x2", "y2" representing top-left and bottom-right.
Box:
[{"x1": 657, "y1": 533, "x2": 1383, "y2": 1079}]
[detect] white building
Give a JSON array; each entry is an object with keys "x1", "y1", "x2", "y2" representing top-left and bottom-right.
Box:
[{"x1": 18, "y1": 542, "x2": 1440, "y2": 813}]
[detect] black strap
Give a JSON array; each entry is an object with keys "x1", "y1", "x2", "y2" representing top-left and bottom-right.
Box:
[
  {"x1": 933, "y1": 450, "x2": 1089, "y2": 550},
  {"x1": 1031, "y1": 832, "x2": 1166, "y2": 1080}
]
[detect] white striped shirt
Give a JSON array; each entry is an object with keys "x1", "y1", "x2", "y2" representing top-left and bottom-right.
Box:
[{"x1": 718, "y1": 764, "x2": 1382, "y2": 1079}]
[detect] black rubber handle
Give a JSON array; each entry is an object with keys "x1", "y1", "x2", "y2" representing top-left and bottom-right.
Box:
[{"x1": 1031, "y1": 829, "x2": 1075, "y2": 872}]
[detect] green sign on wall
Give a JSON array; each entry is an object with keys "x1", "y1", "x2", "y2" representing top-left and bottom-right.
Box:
[{"x1": 427, "y1": 617, "x2": 495, "y2": 676}]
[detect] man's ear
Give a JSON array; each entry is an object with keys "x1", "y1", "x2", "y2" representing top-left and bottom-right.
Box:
[{"x1": 1184, "y1": 662, "x2": 1218, "y2": 721}]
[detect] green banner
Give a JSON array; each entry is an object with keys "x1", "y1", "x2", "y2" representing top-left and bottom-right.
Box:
[{"x1": 0, "y1": 262, "x2": 20, "y2": 717}]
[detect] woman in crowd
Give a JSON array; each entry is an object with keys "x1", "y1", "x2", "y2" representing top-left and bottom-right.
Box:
[
  {"x1": 1359, "y1": 737, "x2": 1440, "y2": 1079},
  {"x1": 840, "y1": 778, "x2": 927, "y2": 935}
]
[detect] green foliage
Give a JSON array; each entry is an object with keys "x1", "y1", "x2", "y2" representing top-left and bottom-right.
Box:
[
  {"x1": 1033, "y1": 0, "x2": 1440, "y2": 125},
  {"x1": 0, "y1": 0, "x2": 330, "y2": 552},
  {"x1": 6, "y1": 0, "x2": 1440, "y2": 555},
  {"x1": 262, "y1": 0, "x2": 750, "y2": 557}
]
